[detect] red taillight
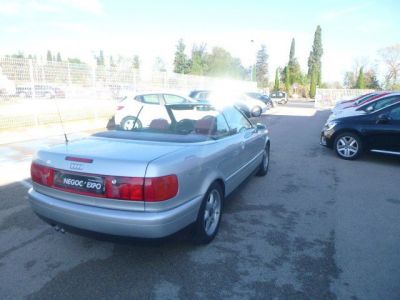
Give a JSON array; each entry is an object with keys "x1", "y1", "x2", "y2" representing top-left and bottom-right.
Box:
[
  {"x1": 144, "y1": 175, "x2": 178, "y2": 202},
  {"x1": 104, "y1": 176, "x2": 144, "y2": 201},
  {"x1": 31, "y1": 162, "x2": 178, "y2": 202},
  {"x1": 31, "y1": 162, "x2": 54, "y2": 186},
  {"x1": 116, "y1": 105, "x2": 125, "y2": 110}
]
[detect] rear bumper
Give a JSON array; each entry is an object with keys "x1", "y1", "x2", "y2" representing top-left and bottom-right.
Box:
[{"x1": 28, "y1": 188, "x2": 203, "y2": 238}]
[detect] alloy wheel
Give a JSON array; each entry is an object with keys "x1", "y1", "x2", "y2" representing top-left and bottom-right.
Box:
[
  {"x1": 203, "y1": 189, "x2": 221, "y2": 236},
  {"x1": 336, "y1": 136, "x2": 359, "y2": 158}
]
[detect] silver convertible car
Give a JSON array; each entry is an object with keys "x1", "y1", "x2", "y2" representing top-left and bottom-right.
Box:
[{"x1": 28, "y1": 103, "x2": 270, "y2": 243}]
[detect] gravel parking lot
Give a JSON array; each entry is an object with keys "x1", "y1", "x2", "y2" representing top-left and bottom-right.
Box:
[{"x1": 0, "y1": 102, "x2": 399, "y2": 299}]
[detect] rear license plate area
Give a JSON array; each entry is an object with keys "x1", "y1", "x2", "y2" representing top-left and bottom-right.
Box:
[{"x1": 54, "y1": 171, "x2": 104, "y2": 195}]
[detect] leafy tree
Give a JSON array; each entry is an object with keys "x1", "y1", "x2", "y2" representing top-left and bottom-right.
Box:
[
  {"x1": 255, "y1": 44, "x2": 269, "y2": 88},
  {"x1": 190, "y1": 43, "x2": 208, "y2": 75},
  {"x1": 307, "y1": 26, "x2": 323, "y2": 95},
  {"x1": 10, "y1": 51, "x2": 25, "y2": 59},
  {"x1": 47, "y1": 50, "x2": 52, "y2": 62},
  {"x1": 379, "y1": 44, "x2": 400, "y2": 89},
  {"x1": 133, "y1": 55, "x2": 140, "y2": 69},
  {"x1": 68, "y1": 57, "x2": 83, "y2": 64},
  {"x1": 343, "y1": 71, "x2": 356, "y2": 88},
  {"x1": 206, "y1": 47, "x2": 246, "y2": 79},
  {"x1": 154, "y1": 57, "x2": 166, "y2": 72},
  {"x1": 56, "y1": 52, "x2": 62, "y2": 62},
  {"x1": 173, "y1": 39, "x2": 190, "y2": 74},
  {"x1": 365, "y1": 69, "x2": 380, "y2": 89},
  {"x1": 355, "y1": 67, "x2": 366, "y2": 89},
  {"x1": 273, "y1": 68, "x2": 280, "y2": 91}
]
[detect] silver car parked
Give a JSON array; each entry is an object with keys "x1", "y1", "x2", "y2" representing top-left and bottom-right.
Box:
[{"x1": 28, "y1": 103, "x2": 270, "y2": 243}]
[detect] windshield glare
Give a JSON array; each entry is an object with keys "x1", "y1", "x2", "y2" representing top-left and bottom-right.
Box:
[{"x1": 116, "y1": 104, "x2": 232, "y2": 139}]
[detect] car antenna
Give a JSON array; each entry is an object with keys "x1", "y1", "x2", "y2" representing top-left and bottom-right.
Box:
[
  {"x1": 54, "y1": 99, "x2": 69, "y2": 144},
  {"x1": 132, "y1": 105, "x2": 143, "y2": 129}
]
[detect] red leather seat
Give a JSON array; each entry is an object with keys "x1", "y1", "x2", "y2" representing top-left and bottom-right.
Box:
[
  {"x1": 195, "y1": 116, "x2": 217, "y2": 135},
  {"x1": 149, "y1": 119, "x2": 169, "y2": 130}
]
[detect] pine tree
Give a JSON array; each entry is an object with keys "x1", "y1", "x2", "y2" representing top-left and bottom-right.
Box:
[
  {"x1": 355, "y1": 67, "x2": 366, "y2": 89},
  {"x1": 47, "y1": 50, "x2": 52, "y2": 62},
  {"x1": 173, "y1": 39, "x2": 190, "y2": 74},
  {"x1": 274, "y1": 68, "x2": 280, "y2": 91},
  {"x1": 255, "y1": 44, "x2": 269, "y2": 88},
  {"x1": 56, "y1": 52, "x2": 62, "y2": 62}
]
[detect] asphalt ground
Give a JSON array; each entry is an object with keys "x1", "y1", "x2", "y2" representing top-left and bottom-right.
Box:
[{"x1": 0, "y1": 102, "x2": 399, "y2": 299}]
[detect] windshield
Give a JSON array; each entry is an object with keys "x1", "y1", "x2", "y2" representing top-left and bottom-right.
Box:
[
  {"x1": 354, "y1": 93, "x2": 379, "y2": 105},
  {"x1": 360, "y1": 96, "x2": 400, "y2": 113},
  {"x1": 113, "y1": 103, "x2": 245, "y2": 141}
]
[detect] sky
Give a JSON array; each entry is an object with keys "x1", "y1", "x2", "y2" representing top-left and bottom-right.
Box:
[{"x1": 0, "y1": 0, "x2": 399, "y2": 83}]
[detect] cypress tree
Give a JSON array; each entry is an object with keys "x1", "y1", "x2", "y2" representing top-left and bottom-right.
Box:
[
  {"x1": 310, "y1": 66, "x2": 317, "y2": 98},
  {"x1": 274, "y1": 68, "x2": 280, "y2": 91},
  {"x1": 285, "y1": 66, "x2": 290, "y2": 93},
  {"x1": 46, "y1": 50, "x2": 52, "y2": 62},
  {"x1": 307, "y1": 25, "x2": 323, "y2": 96},
  {"x1": 56, "y1": 52, "x2": 62, "y2": 62},
  {"x1": 356, "y1": 67, "x2": 366, "y2": 89},
  {"x1": 289, "y1": 38, "x2": 295, "y2": 64}
]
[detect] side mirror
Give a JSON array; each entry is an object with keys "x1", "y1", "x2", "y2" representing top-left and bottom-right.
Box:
[
  {"x1": 256, "y1": 123, "x2": 267, "y2": 131},
  {"x1": 377, "y1": 113, "x2": 390, "y2": 124},
  {"x1": 365, "y1": 105, "x2": 374, "y2": 112}
]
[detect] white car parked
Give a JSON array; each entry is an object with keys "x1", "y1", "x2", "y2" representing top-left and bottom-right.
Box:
[{"x1": 115, "y1": 92, "x2": 195, "y2": 130}]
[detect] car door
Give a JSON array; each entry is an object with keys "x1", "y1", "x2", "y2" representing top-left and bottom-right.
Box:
[
  {"x1": 223, "y1": 106, "x2": 264, "y2": 181},
  {"x1": 136, "y1": 94, "x2": 170, "y2": 126},
  {"x1": 363, "y1": 103, "x2": 400, "y2": 152}
]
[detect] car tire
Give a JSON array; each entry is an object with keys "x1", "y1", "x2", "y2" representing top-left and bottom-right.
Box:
[
  {"x1": 334, "y1": 132, "x2": 363, "y2": 160},
  {"x1": 121, "y1": 116, "x2": 142, "y2": 131},
  {"x1": 256, "y1": 143, "x2": 270, "y2": 176},
  {"x1": 193, "y1": 182, "x2": 224, "y2": 244}
]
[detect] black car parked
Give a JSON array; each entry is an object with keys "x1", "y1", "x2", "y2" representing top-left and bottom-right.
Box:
[{"x1": 321, "y1": 101, "x2": 400, "y2": 160}]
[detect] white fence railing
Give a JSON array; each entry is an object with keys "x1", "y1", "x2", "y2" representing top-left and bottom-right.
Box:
[
  {"x1": 315, "y1": 88, "x2": 374, "y2": 108},
  {"x1": 0, "y1": 57, "x2": 256, "y2": 100},
  {"x1": 0, "y1": 57, "x2": 256, "y2": 130}
]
